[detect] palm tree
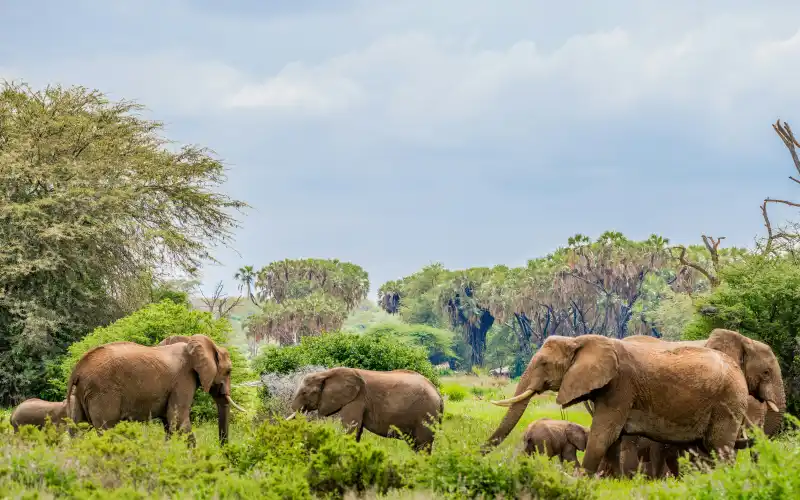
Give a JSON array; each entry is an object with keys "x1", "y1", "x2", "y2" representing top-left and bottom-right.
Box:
[{"x1": 234, "y1": 265, "x2": 258, "y2": 306}]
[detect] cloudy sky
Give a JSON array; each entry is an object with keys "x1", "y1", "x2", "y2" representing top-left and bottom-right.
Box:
[{"x1": 3, "y1": 1, "x2": 800, "y2": 299}]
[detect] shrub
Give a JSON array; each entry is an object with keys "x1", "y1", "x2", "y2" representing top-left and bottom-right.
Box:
[
  {"x1": 223, "y1": 417, "x2": 406, "y2": 497},
  {"x1": 257, "y1": 365, "x2": 328, "y2": 419},
  {"x1": 364, "y1": 322, "x2": 459, "y2": 366},
  {"x1": 50, "y1": 300, "x2": 254, "y2": 422},
  {"x1": 441, "y1": 383, "x2": 468, "y2": 402},
  {"x1": 251, "y1": 331, "x2": 439, "y2": 385}
]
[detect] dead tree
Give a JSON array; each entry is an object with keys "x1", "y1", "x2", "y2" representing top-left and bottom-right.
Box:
[
  {"x1": 200, "y1": 281, "x2": 243, "y2": 319},
  {"x1": 761, "y1": 120, "x2": 800, "y2": 255}
]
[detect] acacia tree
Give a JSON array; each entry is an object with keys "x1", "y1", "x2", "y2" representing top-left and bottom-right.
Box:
[
  {"x1": 245, "y1": 258, "x2": 369, "y2": 349},
  {"x1": 0, "y1": 82, "x2": 246, "y2": 404}
]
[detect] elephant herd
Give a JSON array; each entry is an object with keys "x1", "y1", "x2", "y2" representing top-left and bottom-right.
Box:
[
  {"x1": 8, "y1": 328, "x2": 786, "y2": 481},
  {"x1": 486, "y1": 328, "x2": 786, "y2": 478}
]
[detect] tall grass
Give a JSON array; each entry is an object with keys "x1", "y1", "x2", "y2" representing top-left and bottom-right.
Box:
[{"x1": 2, "y1": 379, "x2": 798, "y2": 499}]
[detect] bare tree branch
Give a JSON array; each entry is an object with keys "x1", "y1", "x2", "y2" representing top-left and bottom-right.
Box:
[{"x1": 199, "y1": 280, "x2": 242, "y2": 319}]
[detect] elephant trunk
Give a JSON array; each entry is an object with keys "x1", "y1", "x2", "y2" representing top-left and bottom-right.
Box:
[
  {"x1": 215, "y1": 397, "x2": 230, "y2": 445},
  {"x1": 762, "y1": 380, "x2": 786, "y2": 437},
  {"x1": 483, "y1": 365, "x2": 538, "y2": 451}
]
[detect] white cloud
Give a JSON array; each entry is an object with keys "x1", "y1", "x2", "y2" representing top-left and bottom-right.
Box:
[
  {"x1": 224, "y1": 61, "x2": 363, "y2": 114},
  {"x1": 218, "y1": 15, "x2": 800, "y2": 144}
]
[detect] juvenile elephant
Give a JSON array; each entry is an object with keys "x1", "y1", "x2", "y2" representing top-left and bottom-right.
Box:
[
  {"x1": 484, "y1": 334, "x2": 749, "y2": 476},
  {"x1": 287, "y1": 367, "x2": 443, "y2": 452},
  {"x1": 66, "y1": 334, "x2": 244, "y2": 445},
  {"x1": 10, "y1": 398, "x2": 68, "y2": 431},
  {"x1": 522, "y1": 418, "x2": 587, "y2": 465}
]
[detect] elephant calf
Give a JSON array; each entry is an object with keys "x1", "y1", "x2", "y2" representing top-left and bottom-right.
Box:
[
  {"x1": 522, "y1": 418, "x2": 587, "y2": 465},
  {"x1": 10, "y1": 398, "x2": 68, "y2": 431},
  {"x1": 287, "y1": 367, "x2": 444, "y2": 452}
]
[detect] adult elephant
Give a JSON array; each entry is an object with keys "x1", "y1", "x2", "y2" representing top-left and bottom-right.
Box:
[
  {"x1": 589, "y1": 328, "x2": 785, "y2": 477},
  {"x1": 624, "y1": 329, "x2": 785, "y2": 434},
  {"x1": 66, "y1": 334, "x2": 244, "y2": 446},
  {"x1": 483, "y1": 334, "x2": 749, "y2": 475},
  {"x1": 286, "y1": 367, "x2": 444, "y2": 452}
]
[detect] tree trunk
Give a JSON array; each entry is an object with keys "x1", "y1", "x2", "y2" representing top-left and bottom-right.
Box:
[{"x1": 465, "y1": 310, "x2": 494, "y2": 368}]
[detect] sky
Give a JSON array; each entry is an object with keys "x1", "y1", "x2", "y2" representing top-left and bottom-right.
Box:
[{"x1": 2, "y1": 1, "x2": 800, "y2": 300}]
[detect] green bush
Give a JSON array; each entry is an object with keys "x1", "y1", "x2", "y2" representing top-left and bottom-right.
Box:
[
  {"x1": 364, "y1": 322, "x2": 459, "y2": 366},
  {"x1": 682, "y1": 255, "x2": 800, "y2": 414},
  {"x1": 441, "y1": 383, "x2": 468, "y2": 402},
  {"x1": 50, "y1": 300, "x2": 254, "y2": 422},
  {"x1": 252, "y1": 330, "x2": 439, "y2": 385}
]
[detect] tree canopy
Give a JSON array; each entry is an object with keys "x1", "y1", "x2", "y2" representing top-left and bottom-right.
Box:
[
  {"x1": 245, "y1": 258, "x2": 369, "y2": 346},
  {"x1": 0, "y1": 82, "x2": 245, "y2": 404},
  {"x1": 378, "y1": 231, "x2": 743, "y2": 368}
]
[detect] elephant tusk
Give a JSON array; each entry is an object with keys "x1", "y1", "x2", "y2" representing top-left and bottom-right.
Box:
[
  {"x1": 286, "y1": 411, "x2": 297, "y2": 420},
  {"x1": 490, "y1": 389, "x2": 534, "y2": 407},
  {"x1": 767, "y1": 400, "x2": 780, "y2": 413},
  {"x1": 226, "y1": 395, "x2": 246, "y2": 412}
]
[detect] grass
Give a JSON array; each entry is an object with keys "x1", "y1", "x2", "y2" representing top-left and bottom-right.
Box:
[{"x1": 2, "y1": 376, "x2": 798, "y2": 498}]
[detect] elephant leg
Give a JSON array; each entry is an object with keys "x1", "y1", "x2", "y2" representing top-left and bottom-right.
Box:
[
  {"x1": 165, "y1": 392, "x2": 194, "y2": 447},
  {"x1": 619, "y1": 436, "x2": 641, "y2": 477},
  {"x1": 338, "y1": 401, "x2": 365, "y2": 441},
  {"x1": 412, "y1": 423, "x2": 435, "y2": 454},
  {"x1": 581, "y1": 402, "x2": 627, "y2": 475},
  {"x1": 562, "y1": 444, "x2": 579, "y2": 466}
]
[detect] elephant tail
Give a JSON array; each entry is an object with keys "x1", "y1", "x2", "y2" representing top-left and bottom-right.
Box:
[{"x1": 438, "y1": 396, "x2": 444, "y2": 424}]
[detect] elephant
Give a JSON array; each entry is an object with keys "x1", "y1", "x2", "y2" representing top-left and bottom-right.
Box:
[
  {"x1": 10, "y1": 398, "x2": 68, "y2": 431},
  {"x1": 286, "y1": 367, "x2": 444, "y2": 452},
  {"x1": 624, "y1": 329, "x2": 785, "y2": 435},
  {"x1": 65, "y1": 334, "x2": 244, "y2": 446},
  {"x1": 484, "y1": 334, "x2": 749, "y2": 476},
  {"x1": 522, "y1": 418, "x2": 588, "y2": 466}
]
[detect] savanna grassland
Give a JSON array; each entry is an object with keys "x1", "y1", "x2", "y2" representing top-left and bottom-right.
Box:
[{"x1": 4, "y1": 81, "x2": 800, "y2": 499}]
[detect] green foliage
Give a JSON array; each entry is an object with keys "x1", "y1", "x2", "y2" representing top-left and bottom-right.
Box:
[
  {"x1": 440, "y1": 383, "x2": 468, "y2": 402},
  {"x1": 247, "y1": 258, "x2": 370, "y2": 345},
  {"x1": 364, "y1": 322, "x2": 459, "y2": 366},
  {"x1": 341, "y1": 299, "x2": 402, "y2": 333},
  {"x1": 252, "y1": 330, "x2": 439, "y2": 385},
  {"x1": 49, "y1": 300, "x2": 252, "y2": 421},
  {"x1": 0, "y1": 82, "x2": 245, "y2": 406},
  {"x1": 682, "y1": 255, "x2": 800, "y2": 414}
]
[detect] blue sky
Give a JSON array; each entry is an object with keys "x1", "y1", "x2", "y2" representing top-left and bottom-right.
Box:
[{"x1": 3, "y1": 1, "x2": 800, "y2": 300}]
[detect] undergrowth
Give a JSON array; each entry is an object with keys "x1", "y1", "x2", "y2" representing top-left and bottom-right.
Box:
[{"x1": 2, "y1": 387, "x2": 800, "y2": 499}]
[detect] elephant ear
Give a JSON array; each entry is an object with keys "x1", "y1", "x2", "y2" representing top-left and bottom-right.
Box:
[
  {"x1": 317, "y1": 369, "x2": 365, "y2": 417},
  {"x1": 187, "y1": 335, "x2": 219, "y2": 393},
  {"x1": 566, "y1": 423, "x2": 588, "y2": 451},
  {"x1": 557, "y1": 335, "x2": 619, "y2": 407},
  {"x1": 705, "y1": 329, "x2": 747, "y2": 366}
]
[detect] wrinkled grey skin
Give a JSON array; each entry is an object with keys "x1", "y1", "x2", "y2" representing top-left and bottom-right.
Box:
[
  {"x1": 10, "y1": 398, "x2": 68, "y2": 431},
  {"x1": 522, "y1": 418, "x2": 588, "y2": 465},
  {"x1": 288, "y1": 367, "x2": 444, "y2": 452}
]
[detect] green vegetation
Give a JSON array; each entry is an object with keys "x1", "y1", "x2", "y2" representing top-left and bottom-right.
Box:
[
  {"x1": 0, "y1": 82, "x2": 245, "y2": 406},
  {"x1": 3, "y1": 381, "x2": 797, "y2": 499},
  {"x1": 244, "y1": 259, "x2": 370, "y2": 349},
  {"x1": 252, "y1": 330, "x2": 438, "y2": 385}
]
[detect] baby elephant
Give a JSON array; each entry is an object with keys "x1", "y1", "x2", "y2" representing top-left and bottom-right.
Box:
[
  {"x1": 287, "y1": 367, "x2": 444, "y2": 452},
  {"x1": 522, "y1": 418, "x2": 588, "y2": 465},
  {"x1": 10, "y1": 398, "x2": 68, "y2": 431}
]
